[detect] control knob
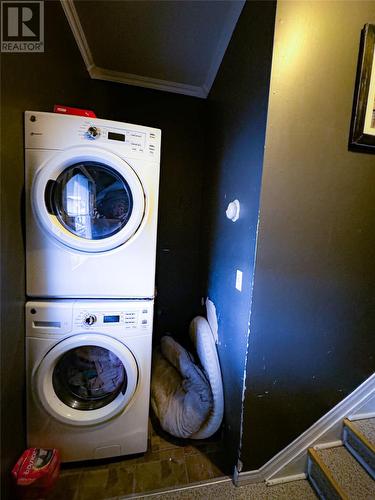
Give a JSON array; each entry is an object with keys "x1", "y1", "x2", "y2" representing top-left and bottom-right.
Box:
[
  {"x1": 87, "y1": 126, "x2": 100, "y2": 139},
  {"x1": 84, "y1": 314, "x2": 97, "y2": 326}
]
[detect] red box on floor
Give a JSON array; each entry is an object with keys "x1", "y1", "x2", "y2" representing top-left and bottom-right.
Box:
[{"x1": 12, "y1": 448, "x2": 60, "y2": 499}]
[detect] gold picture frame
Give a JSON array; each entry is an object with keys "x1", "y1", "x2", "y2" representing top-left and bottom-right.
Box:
[{"x1": 350, "y1": 24, "x2": 375, "y2": 150}]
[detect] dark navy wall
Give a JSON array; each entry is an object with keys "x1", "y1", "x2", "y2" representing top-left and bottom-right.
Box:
[
  {"x1": 1, "y1": 3, "x2": 88, "y2": 492},
  {"x1": 241, "y1": 0, "x2": 375, "y2": 471},
  {"x1": 204, "y1": 1, "x2": 276, "y2": 467},
  {"x1": 1, "y1": 2, "x2": 206, "y2": 494}
]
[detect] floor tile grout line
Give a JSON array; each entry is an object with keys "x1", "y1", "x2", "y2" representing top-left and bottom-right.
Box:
[
  {"x1": 182, "y1": 449, "x2": 190, "y2": 489},
  {"x1": 74, "y1": 469, "x2": 83, "y2": 500}
]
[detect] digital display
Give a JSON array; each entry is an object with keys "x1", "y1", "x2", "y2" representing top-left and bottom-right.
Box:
[
  {"x1": 108, "y1": 131, "x2": 125, "y2": 142},
  {"x1": 104, "y1": 315, "x2": 120, "y2": 323}
]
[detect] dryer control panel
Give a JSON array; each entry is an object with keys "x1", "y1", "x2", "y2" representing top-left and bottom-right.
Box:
[
  {"x1": 24, "y1": 111, "x2": 161, "y2": 163},
  {"x1": 80, "y1": 121, "x2": 159, "y2": 159},
  {"x1": 79, "y1": 122, "x2": 153, "y2": 156}
]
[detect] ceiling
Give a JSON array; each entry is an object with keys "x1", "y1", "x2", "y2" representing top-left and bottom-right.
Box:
[{"x1": 61, "y1": 0, "x2": 245, "y2": 98}]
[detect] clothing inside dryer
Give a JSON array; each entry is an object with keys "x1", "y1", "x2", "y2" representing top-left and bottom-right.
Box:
[{"x1": 48, "y1": 161, "x2": 133, "y2": 240}]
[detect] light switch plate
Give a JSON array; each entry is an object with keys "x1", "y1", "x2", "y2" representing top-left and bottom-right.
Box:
[{"x1": 236, "y1": 270, "x2": 243, "y2": 291}]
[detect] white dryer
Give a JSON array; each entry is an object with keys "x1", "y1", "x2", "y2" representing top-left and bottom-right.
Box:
[
  {"x1": 26, "y1": 300, "x2": 153, "y2": 462},
  {"x1": 25, "y1": 111, "x2": 161, "y2": 298}
]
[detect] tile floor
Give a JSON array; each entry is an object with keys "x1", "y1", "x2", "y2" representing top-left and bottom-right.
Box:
[{"x1": 46, "y1": 417, "x2": 228, "y2": 500}]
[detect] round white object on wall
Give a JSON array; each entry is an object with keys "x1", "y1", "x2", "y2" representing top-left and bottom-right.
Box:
[{"x1": 226, "y1": 199, "x2": 240, "y2": 222}]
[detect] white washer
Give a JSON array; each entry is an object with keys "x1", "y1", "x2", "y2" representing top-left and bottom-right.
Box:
[
  {"x1": 25, "y1": 111, "x2": 161, "y2": 298},
  {"x1": 26, "y1": 300, "x2": 153, "y2": 462}
]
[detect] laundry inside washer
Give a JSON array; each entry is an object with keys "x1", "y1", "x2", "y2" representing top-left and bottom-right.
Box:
[{"x1": 52, "y1": 346, "x2": 127, "y2": 410}]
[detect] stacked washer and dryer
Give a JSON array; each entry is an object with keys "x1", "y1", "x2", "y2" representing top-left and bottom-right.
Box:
[{"x1": 25, "y1": 111, "x2": 161, "y2": 462}]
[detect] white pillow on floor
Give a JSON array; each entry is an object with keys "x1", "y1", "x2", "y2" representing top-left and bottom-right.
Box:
[{"x1": 151, "y1": 336, "x2": 213, "y2": 439}]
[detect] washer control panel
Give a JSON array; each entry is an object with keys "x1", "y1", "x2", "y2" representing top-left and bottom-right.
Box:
[
  {"x1": 26, "y1": 300, "x2": 154, "y2": 337},
  {"x1": 75, "y1": 307, "x2": 151, "y2": 330}
]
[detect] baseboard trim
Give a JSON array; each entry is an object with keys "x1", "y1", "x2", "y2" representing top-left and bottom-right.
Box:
[
  {"x1": 266, "y1": 472, "x2": 306, "y2": 486},
  {"x1": 347, "y1": 411, "x2": 375, "y2": 421},
  {"x1": 235, "y1": 373, "x2": 375, "y2": 486}
]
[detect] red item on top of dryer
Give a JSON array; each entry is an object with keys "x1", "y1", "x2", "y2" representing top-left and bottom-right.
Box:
[
  {"x1": 53, "y1": 104, "x2": 96, "y2": 118},
  {"x1": 12, "y1": 448, "x2": 60, "y2": 499}
]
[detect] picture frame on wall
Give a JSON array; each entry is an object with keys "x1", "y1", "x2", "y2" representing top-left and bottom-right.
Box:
[{"x1": 350, "y1": 23, "x2": 375, "y2": 151}]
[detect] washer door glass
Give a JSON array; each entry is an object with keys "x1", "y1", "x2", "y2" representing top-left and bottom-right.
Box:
[
  {"x1": 47, "y1": 161, "x2": 133, "y2": 240},
  {"x1": 52, "y1": 345, "x2": 127, "y2": 410}
]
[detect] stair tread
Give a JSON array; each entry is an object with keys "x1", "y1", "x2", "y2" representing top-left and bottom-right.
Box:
[
  {"x1": 352, "y1": 418, "x2": 375, "y2": 447},
  {"x1": 316, "y1": 446, "x2": 375, "y2": 499}
]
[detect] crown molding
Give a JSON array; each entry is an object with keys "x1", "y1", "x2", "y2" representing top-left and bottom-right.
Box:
[
  {"x1": 91, "y1": 66, "x2": 207, "y2": 98},
  {"x1": 60, "y1": 0, "x2": 245, "y2": 99},
  {"x1": 60, "y1": 0, "x2": 95, "y2": 73}
]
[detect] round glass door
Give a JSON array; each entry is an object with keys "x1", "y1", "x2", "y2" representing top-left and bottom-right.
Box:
[
  {"x1": 52, "y1": 345, "x2": 127, "y2": 411},
  {"x1": 32, "y1": 147, "x2": 146, "y2": 253},
  {"x1": 48, "y1": 162, "x2": 134, "y2": 241},
  {"x1": 35, "y1": 334, "x2": 138, "y2": 426}
]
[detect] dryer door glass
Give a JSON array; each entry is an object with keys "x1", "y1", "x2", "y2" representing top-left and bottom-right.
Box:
[
  {"x1": 48, "y1": 161, "x2": 134, "y2": 240},
  {"x1": 52, "y1": 345, "x2": 127, "y2": 410}
]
